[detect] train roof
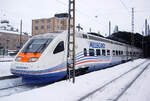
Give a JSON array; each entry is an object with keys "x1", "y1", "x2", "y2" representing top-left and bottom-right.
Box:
[
  {"x1": 32, "y1": 31, "x2": 65, "y2": 39},
  {"x1": 31, "y1": 30, "x2": 141, "y2": 50}
]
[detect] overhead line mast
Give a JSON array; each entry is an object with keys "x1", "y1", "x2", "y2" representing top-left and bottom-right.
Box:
[
  {"x1": 67, "y1": 0, "x2": 76, "y2": 83},
  {"x1": 131, "y1": 8, "x2": 134, "y2": 61}
]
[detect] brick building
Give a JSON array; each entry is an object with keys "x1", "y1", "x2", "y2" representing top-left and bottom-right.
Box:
[{"x1": 32, "y1": 13, "x2": 72, "y2": 36}]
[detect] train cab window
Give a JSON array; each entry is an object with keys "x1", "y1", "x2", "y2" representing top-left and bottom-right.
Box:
[
  {"x1": 112, "y1": 50, "x2": 115, "y2": 56},
  {"x1": 89, "y1": 49, "x2": 95, "y2": 56},
  {"x1": 96, "y1": 49, "x2": 101, "y2": 56},
  {"x1": 84, "y1": 48, "x2": 87, "y2": 56},
  {"x1": 102, "y1": 49, "x2": 106, "y2": 56},
  {"x1": 21, "y1": 38, "x2": 52, "y2": 53},
  {"x1": 107, "y1": 50, "x2": 110, "y2": 55},
  {"x1": 53, "y1": 41, "x2": 64, "y2": 54}
]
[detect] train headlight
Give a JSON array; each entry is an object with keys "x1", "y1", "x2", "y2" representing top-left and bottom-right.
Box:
[
  {"x1": 15, "y1": 57, "x2": 22, "y2": 62},
  {"x1": 29, "y1": 57, "x2": 39, "y2": 62}
]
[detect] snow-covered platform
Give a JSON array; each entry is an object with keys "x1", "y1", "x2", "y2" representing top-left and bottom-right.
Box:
[
  {"x1": 0, "y1": 59, "x2": 150, "y2": 101},
  {"x1": 0, "y1": 56, "x2": 14, "y2": 77}
]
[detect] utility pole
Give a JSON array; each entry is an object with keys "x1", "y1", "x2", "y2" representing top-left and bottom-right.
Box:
[
  {"x1": 109, "y1": 21, "x2": 111, "y2": 36},
  {"x1": 20, "y1": 20, "x2": 22, "y2": 48},
  {"x1": 145, "y1": 19, "x2": 148, "y2": 36},
  {"x1": 89, "y1": 28, "x2": 91, "y2": 32},
  {"x1": 67, "y1": 0, "x2": 76, "y2": 83},
  {"x1": 131, "y1": 8, "x2": 134, "y2": 61}
]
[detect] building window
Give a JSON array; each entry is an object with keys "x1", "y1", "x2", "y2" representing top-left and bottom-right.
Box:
[
  {"x1": 61, "y1": 20, "x2": 64, "y2": 24},
  {"x1": 96, "y1": 49, "x2": 101, "y2": 56},
  {"x1": 35, "y1": 20, "x2": 39, "y2": 24},
  {"x1": 41, "y1": 26, "x2": 44, "y2": 30},
  {"x1": 47, "y1": 25, "x2": 50, "y2": 29},
  {"x1": 41, "y1": 19, "x2": 45, "y2": 24},
  {"x1": 102, "y1": 49, "x2": 106, "y2": 56},
  {"x1": 84, "y1": 48, "x2": 87, "y2": 56},
  {"x1": 89, "y1": 49, "x2": 95, "y2": 56},
  {"x1": 35, "y1": 26, "x2": 38, "y2": 30},
  {"x1": 53, "y1": 41, "x2": 64, "y2": 54},
  {"x1": 47, "y1": 19, "x2": 51, "y2": 23}
]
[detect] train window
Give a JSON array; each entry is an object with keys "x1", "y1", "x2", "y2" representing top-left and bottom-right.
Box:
[
  {"x1": 89, "y1": 49, "x2": 95, "y2": 56},
  {"x1": 21, "y1": 38, "x2": 52, "y2": 53},
  {"x1": 130, "y1": 52, "x2": 132, "y2": 55},
  {"x1": 53, "y1": 41, "x2": 64, "y2": 54},
  {"x1": 116, "y1": 50, "x2": 118, "y2": 56},
  {"x1": 96, "y1": 49, "x2": 101, "y2": 56},
  {"x1": 121, "y1": 51, "x2": 123, "y2": 55},
  {"x1": 102, "y1": 49, "x2": 106, "y2": 56},
  {"x1": 112, "y1": 50, "x2": 115, "y2": 56},
  {"x1": 83, "y1": 34, "x2": 87, "y2": 39},
  {"x1": 119, "y1": 51, "x2": 121, "y2": 55},
  {"x1": 84, "y1": 48, "x2": 87, "y2": 56},
  {"x1": 107, "y1": 50, "x2": 110, "y2": 55}
]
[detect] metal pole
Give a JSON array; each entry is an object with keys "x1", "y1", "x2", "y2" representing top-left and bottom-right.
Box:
[
  {"x1": 131, "y1": 8, "x2": 134, "y2": 61},
  {"x1": 72, "y1": 0, "x2": 76, "y2": 83},
  {"x1": 67, "y1": 0, "x2": 71, "y2": 81},
  {"x1": 67, "y1": 0, "x2": 76, "y2": 83},
  {"x1": 109, "y1": 21, "x2": 111, "y2": 36},
  {"x1": 20, "y1": 20, "x2": 22, "y2": 48}
]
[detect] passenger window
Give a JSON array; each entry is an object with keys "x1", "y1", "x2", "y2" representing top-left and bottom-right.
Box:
[
  {"x1": 112, "y1": 50, "x2": 115, "y2": 56},
  {"x1": 116, "y1": 50, "x2": 118, "y2": 56},
  {"x1": 102, "y1": 49, "x2": 106, "y2": 56},
  {"x1": 89, "y1": 49, "x2": 95, "y2": 56},
  {"x1": 83, "y1": 34, "x2": 87, "y2": 39},
  {"x1": 84, "y1": 48, "x2": 87, "y2": 56},
  {"x1": 119, "y1": 51, "x2": 121, "y2": 55},
  {"x1": 53, "y1": 41, "x2": 64, "y2": 54},
  {"x1": 107, "y1": 50, "x2": 110, "y2": 55},
  {"x1": 96, "y1": 49, "x2": 101, "y2": 56}
]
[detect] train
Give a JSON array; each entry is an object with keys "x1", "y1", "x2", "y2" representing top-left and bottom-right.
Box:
[{"x1": 10, "y1": 31, "x2": 143, "y2": 84}]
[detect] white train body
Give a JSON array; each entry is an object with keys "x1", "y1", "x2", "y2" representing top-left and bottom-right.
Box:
[{"x1": 11, "y1": 31, "x2": 142, "y2": 83}]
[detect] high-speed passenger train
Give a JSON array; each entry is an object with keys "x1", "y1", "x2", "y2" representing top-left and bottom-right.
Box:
[{"x1": 11, "y1": 31, "x2": 143, "y2": 84}]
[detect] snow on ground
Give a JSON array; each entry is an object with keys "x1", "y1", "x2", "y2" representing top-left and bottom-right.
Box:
[
  {"x1": 0, "y1": 56, "x2": 14, "y2": 77},
  {"x1": 0, "y1": 59, "x2": 150, "y2": 101},
  {"x1": 119, "y1": 62, "x2": 150, "y2": 101}
]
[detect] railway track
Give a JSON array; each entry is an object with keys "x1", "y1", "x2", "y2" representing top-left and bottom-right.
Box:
[
  {"x1": 0, "y1": 75, "x2": 40, "y2": 97},
  {"x1": 0, "y1": 75, "x2": 53, "y2": 97},
  {"x1": 0, "y1": 60, "x2": 12, "y2": 62},
  {"x1": 0, "y1": 75, "x2": 19, "y2": 80},
  {"x1": 77, "y1": 60, "x2": 150, "y2": 101}
]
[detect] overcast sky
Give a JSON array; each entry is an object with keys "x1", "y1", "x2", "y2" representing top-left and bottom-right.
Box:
[{"x1": 0, "y1": 0, "x2": 150, "y2": 36}]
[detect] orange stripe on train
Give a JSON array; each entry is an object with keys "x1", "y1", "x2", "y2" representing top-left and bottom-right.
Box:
[{"x1": 17, "y1": 53, "x2": 42, "y2": 62}]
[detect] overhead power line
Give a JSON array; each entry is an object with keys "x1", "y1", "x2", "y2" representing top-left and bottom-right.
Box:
[{"x1": 119, "y1": 0, "x2": 130, "y2": 13}]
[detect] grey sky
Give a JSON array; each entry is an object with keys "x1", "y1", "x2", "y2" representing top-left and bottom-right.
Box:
[{"x1": 0, "y1": 0, "x2": 150, "y2": 36}]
